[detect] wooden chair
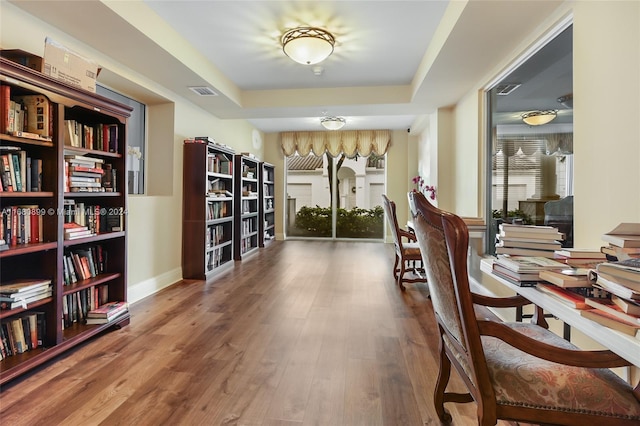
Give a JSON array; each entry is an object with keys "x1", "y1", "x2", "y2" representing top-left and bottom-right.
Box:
[
  {"x1": 408, "y1": 191, "x2": 640, "y2": 426},
  {"x1": 382, "y1": 194, "x2": 427, "y2": 290}
]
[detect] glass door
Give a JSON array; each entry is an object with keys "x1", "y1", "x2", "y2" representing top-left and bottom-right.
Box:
[{"x1": 285, "y1": 152, "x2": 385, "y2": 240}]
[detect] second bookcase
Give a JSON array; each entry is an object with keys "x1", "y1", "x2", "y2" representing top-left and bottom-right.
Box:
[
  {"x1": 259, "y1": 162, "x2": 275, "y2": 247},
  {"x1": 182, "y1": 139, "x2": 235, "y2": 279},
  {"x1": 234, "y1": 154, "x2": 259, "y2": 260}
]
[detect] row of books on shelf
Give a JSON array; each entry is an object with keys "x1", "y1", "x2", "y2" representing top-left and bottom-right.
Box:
[
  {"x1": 62, "y1": 287, "x2": 127, "y2": 328},
  {"x1": 63, "y1": 201, "x2": 124, "y2": 238},
  {"x1": 208, "y1": 177, "x2": 232, "y2": 196},
  {"x1": 241, "y1": 199, "x2": 257, "y2": 214},
  {"x1": 206, "y1": 224, "x2": 229, "y2": 248},
  {"x1": 0, "y1": 278, "x2": 52, "y2": 310},
  {"x1": 0, "y1": 147, "x2": 44, "y2": 193},
  {"x1": 64, "y1": 120, "x2": 119, "y2": 153},
  {"x1": 206, "y1": 246, "x2": 228, "y2": 271},
  {"x1": 239, "y1": 236, "x2": 256, "y2": 254},
  {"x1": 0, "y1": 311, "x2": 46, "y2": 360},
  {"x1": 241, "y1": 218, "x2": 256, "y2": 235},
  {"x1": 63, "y1": 245, "x2": 108, "y2": 285},
  {"x1": 207, "y1": 152, "x2": 232, "y2": 175},
  {"x1": 1, "y1": 85, "x2": 53, "y2": 139},
  {"x1": 1, "y1": 204, "x2": 43, "y2": 247},
  {"x1": 207, "y1": 200, "x2": 230, "y2": 220},
  {"x1": 64, "y1": 154, "x2": 117, "y2": 193}
]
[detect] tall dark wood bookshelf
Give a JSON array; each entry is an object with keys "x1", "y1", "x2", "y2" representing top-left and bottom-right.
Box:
[
  {"x1": 234, "y1": 154, "x2": 260, "y2": 260},
  {"x1": 182, "y1": 138, "x2": 235, "y2": 279},
  {"x1": 259, "y1": 162, "x2": 275, "y2": 247},
  {"x1": 0, "y1": 57, "x2": 131, "y2": 386}
]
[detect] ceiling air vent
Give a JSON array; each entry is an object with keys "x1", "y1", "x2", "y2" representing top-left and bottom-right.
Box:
[
  {"x1": 189, "y1": 86, "x2": 218, "y2": 96},
  {"x1": 495, "y1": 83, "x2": 521, "y2": 96}
]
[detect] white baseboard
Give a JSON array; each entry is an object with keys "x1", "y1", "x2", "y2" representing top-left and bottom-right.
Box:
[{"x1": 127, "y1": 267, "x2": 182, "y2": 305}]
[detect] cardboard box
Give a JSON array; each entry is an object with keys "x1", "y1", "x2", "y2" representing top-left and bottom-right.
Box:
[
  {"x1": 0, "y1": 49, "x2": 43, "y2": 72},
  {"x1": 42, "y1": 37, "x2": 100, "y2": 93}
]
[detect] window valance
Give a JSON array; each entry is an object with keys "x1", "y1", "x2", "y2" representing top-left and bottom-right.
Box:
[{"x1": 280, "y1": 130, "x2": 390, "y2": 157}]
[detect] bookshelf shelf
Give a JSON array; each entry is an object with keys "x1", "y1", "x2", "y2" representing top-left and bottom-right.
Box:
[
  {"x1": 183, "y1": 139, "x2": 235, "y2": 279},
  {"x1": 0, "y1": 57, "x2": 131, "y2": 386},
  {"x1": 0, "y1": 297, "x2": 53, "y2": 320}
]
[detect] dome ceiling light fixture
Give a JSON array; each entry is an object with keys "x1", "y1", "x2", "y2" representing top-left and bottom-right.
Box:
[
  {"x1": 521, "y1": 110, "x2": 558, "y2": 126},
  {"x1": 281, "y1": 26, "x2": 335, "y2": 65},
  {"x1": 320, "y1": 116, "x2": 346, "y2": 130},
  {"x1": 557, "y1": 93, "x2": 573, "y2": 109}
]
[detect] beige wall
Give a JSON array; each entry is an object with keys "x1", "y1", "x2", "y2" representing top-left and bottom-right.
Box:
[
  {"x1": 572, "y1": 1, "x2": 640, "y2": 247},
  {"x1": 0, "y1": 3, "x2": 262, "y2": 303},
  {"x1": 419, "y1": 1, "x2": 639, "y2": 236}
]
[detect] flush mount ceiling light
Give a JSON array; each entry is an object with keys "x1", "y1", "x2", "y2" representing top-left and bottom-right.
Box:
[
  {"x1": 521, "y1": 110, "x2": 558, "y2": 126},
  {"x1": 320, "y1": 116, "x2": 346, "y2": 130},
  {"x1": 282, "y1": 27, "x2": 335, "y2": 65},
  {"x1": 557, "y1": 93, "x2": 573, "y2": 109}
]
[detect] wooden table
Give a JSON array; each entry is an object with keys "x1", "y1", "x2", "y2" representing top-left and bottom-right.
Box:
[{"x1": 480, "y1": 258, "x2": 640, "y2": 368}]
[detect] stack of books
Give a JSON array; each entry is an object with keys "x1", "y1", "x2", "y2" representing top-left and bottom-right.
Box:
[
  {"x1": 600, "y1": 223, "x2": 640, "y2": 260},
  {"x1": 586, "y1": 258, "x2": 640, "y2": 338},
  {"x1": 86, "y1": 301, "x2": 128, "y2": 325},
  {"x1": 552, "y1": 248, "x2": 607, "y2": 269},
  {"x1": 492, "y1": 256, "x2": 567, "y2": 287},
  {"x1": 63, "y1": 222, "x2": 96, "y2": 240},
  {"x1": 0, "y1": 278, "x2": 52, "y2": 310},
  {"x1": 495, "y1": 224, "x2": 564, "y2": 258}
]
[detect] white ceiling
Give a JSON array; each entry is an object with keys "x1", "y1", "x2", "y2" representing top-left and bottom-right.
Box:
[{"x1": 6, "y1": 0, "x2": 569, "y2": 133}]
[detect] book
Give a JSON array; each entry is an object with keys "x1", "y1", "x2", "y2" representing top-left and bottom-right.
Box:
[
  {"x1": 14, "y1": 95, "x2": 52, "y2": 137},
  {"x1": 10, "y1": 317, "x2": 27, "y2": 353},
  {"x1": 87, "y1": 301, "x2": 128, "y2": 319},
  {"x1": 601, "y1": 223, "x2": 640, "y2": 248},
  {"x1": 498, "y1": 224, "x2": 565, "y2": 241},
  {"x1": 85, "y1": 308, "x2": 128, "y2": 325},
  {"x1": 496, "y1": 238, "x2": 561, "y2": 251},
  {"x1": 0, "y1": 289, "x2": 52, "y2": 310},
  {"x1": 0, "y1": 278, "x2": 52, "y2": 295},
  {"x1": 536, "y1": 283, "x2": 588, "y2": 309},
  {"x1": 495, "y1": 256, "x2": 568, "y2": 273},
  {"x1": 0, "y1": 84, "x2": 9, "y2": 134},
  {"x1": 495, "y1": 246, "x2": 556, "y2": 258},
  {"x1": 601, "y1": 245, "x2": 640, "y2": 258},
  {"x1": 585, "y1": 297, "x2": 640, "y2": 324},
  {"x1": 611, "y1": 296, "x2": 640, "y2": 316},
  {"x1": 596, "y1": 259, "x2": 640, "y2": 285},
  {"x1": 538, "y1": 269, "x2": 592, "y2": 288},
  {"x1": 499, "y1": 223, "x2": 562, "y2": 234},
  {"x1": 580, "y1": 308, "x2": 640, "y2": 337},
  {"x1": 594, "y1": 272, "x2": 640, "y2": 300},
  {"x1": 492, "y1": 262, "x2": 542, "y2": 282},
  {"x1": 554, "y1": 248, "x2": 606, "y2": 259}
]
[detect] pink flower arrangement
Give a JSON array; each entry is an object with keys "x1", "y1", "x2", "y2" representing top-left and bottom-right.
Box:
[{"x1": 412, "y1": 176, "x2": 436, "y2": 200}]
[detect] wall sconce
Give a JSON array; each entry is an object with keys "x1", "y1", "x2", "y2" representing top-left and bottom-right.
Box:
[
  {"x1": 282, "y1": 27, "x2": 335, "y2": 65},
  {"x1": 320, "y1": 116, "x2": 346, "y2": 130},
  {"x1": 521, "y1": 110, "x2": 557, "y2": 126}
]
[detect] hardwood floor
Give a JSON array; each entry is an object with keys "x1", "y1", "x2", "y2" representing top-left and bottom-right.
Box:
[{"x1": 0, "y1": 240, "x2": 515, "y2": 425}]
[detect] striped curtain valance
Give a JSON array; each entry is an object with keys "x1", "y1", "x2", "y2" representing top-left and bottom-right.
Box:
[{"x1": 280, "y1": 130, "x2": 391, "y2": 157}]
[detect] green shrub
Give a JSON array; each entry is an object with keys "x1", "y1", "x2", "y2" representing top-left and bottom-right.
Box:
[{"x1": 295, "y1": 205, "x2": 384, "y2": 238}]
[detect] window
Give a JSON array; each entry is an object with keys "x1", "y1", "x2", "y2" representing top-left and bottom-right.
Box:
[{"x1": 485, "y1": 24, "x2": 573, "y2": 252}]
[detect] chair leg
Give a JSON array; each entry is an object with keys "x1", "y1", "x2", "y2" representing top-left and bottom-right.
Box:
[
  {"x1": 434, "y1": 339, "x2": 453, "y2": 423},
  {"x1": 393, "y1": 254, "x2": 400, "y2": 280},
  {"x1": 398, "y1": 261, "x2": 407, "y2": 291}
]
